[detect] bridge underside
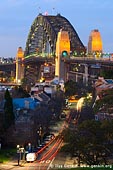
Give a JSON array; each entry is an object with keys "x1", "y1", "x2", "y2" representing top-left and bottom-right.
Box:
[
  {"x1": 24, "y1": 61, "x2": 44, "y2": 85},
  {"x1": 25, "y1": 14, "x2": 86, "y2": 57},
  {"x1": 23, "y1": 57, "x2": 54, "y2": 85}
]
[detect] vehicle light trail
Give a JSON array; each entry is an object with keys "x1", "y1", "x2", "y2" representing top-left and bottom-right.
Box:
[
  {"x1": 38, "y1": 138, "x2": 62, "y2": 162},
  {"x1": 76, "y1": 97, "x2": 84, "y2": 112}
]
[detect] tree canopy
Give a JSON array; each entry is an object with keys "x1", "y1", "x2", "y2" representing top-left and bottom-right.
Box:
[
  {"x1": 64, "y1": 80, "x2": 93, "y2": 98},
  {"x1": 4, "y1": 89, "x2": 15, "y2": 129},
  {"x1": 93, "y1": 89, "x2": 113, "y2": 115},
  {"x1": 62, "y1": 119, "x2": 113, "y2": 166},
  {"x1": 64, "y1": 80, "x2": 77, "y2": 97},
  {"x1": 100, "y1": 70, "x2": 113, "y2": 79}
]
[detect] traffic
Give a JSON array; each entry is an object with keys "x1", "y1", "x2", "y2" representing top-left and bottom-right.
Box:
[{"x1": 23, "y1": 98, "x2": 80, "y2": 170}]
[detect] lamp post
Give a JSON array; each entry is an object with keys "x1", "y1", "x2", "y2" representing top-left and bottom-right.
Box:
[
  {"x1": 17, "y1": 145, "x2": 20, "y2": 166},
  {"x1": 17, "y1": 145, "x2": 25, "y2": 165},
  {"x1": 28, "y1": 143, "x2": 31, "y2": 152},
  {"x1": 37, "y1": 126, "x2": 42, "y2": 145}
]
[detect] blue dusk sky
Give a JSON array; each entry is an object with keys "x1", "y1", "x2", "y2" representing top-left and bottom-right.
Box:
[{"x1": 0, "y1": 0, "x2": 113, "y2": 58}]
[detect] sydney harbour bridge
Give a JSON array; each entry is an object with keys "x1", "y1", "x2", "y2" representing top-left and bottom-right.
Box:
[
  {"x1": 0, "y1": 14, "x2": 113, "y2": 86},
  {"x1": 25, "y1": 13, "x2": 86, "y2": 57},
  {"x1": 21, "y1": 13, "x2": 86, "y2": 84}
]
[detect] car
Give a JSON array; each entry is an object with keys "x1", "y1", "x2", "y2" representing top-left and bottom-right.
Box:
[
  {"x1": 26, "y1": 153, "x2": 37, "y2": 162},
  {"x1": 44, "y1": 138, "x2": 51, "y2": 144},
  {"x1": 37, "y1": 145, "x2": 43, "y2": 150},
  {"x1": 41, "y1": 142, "x2": 45, "y2": 147}
]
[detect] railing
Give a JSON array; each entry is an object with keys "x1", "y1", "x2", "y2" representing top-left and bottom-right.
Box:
[
  {"x1": 0, "y1": 54, "x2": 113, "y2": 65},
  {"x1": 70, "y1": 56, "x2": 113, "y2": 62}
]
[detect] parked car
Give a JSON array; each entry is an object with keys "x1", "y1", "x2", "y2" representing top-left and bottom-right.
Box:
[{"x1": 26, "y1": 153, "x2": 37, "y2": 162}]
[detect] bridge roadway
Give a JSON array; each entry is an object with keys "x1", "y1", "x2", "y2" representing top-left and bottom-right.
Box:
[
  {"x1": 0, "y1": 56, "x2": 113, "y2": 84},
  {"x1": 65, "y1": 56, "x2": 113, "y2": 67},
  {"x1": 0, "y1": 56, "x2": 113, "y2": 70},
  {"x1": 21, "y1": 56, "x2": 113, "y2": 69},
  {"x1": 0, "y1": 62, "x2": 15, "y2": 72},
  {"x1": 23, "y1": 56, "x2": 113, "y2": 83}
]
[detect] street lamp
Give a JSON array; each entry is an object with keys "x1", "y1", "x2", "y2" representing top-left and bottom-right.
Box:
[
  {"x1": 17, "y1": 145, "x2": 25, "y2": 165},
  {"x1": 28, "y1": 143, "x2": 31, "y2": 152},
  {"x1": 37, "y1": 126, "x2": 42, "y2": 145},
  {"x1": 76, "y1": 97, "x2": 84, "y2": 112},
  {"x1": 17, "y1": 145, "x2": 20, "y2": 166}
]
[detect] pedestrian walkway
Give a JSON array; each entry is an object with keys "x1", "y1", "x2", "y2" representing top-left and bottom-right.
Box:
[
  {"x1": 0, "y1": 159, "x2": 26, "y2": 170},
  {"x1": 0, "y1": 113, "x2": 70, "y2": 170}
]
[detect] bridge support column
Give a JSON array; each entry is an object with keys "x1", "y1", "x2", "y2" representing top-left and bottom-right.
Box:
[
  {"x1": 83, "y1": 64, "x2": 88, "y2": 85},
  {"x1": 55, "y1": 29, "x2": 70, "y2": 82},
  {"x1": 16, "y1": 61, "x2": 24, "y2": 85},
  {"x1": 55, "y1": 55, "x2": 65, "y2": 80},
  {"x1": 75, "y1": 74, "x2": 78, "y2": 82},
  {"x1": 15, "y1": 47, "x2": 24, "y2": 85}
]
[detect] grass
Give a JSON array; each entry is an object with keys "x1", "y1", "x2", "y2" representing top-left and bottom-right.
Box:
[{"x1": 0, "y1": 148, "x2": 16, "y2": 163}]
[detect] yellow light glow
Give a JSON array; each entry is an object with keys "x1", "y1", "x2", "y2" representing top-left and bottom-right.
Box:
[
  {"x1": 91, "y1": 30, "x2": 102, "y2": 52},
  {"x1": 56, "y1": 30, "x2": 70, "y2": 56},
  {"x1": 16, "y1": 47, "x2": 24, "y2": 58},
  {"x1": 88, "y1": 29, "x2": 103, "y2": 55}
]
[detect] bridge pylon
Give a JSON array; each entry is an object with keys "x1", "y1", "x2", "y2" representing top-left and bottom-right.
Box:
[
  {"x1": 55, "y1": 29, "x2": 70, "y2": 81},
  {"x1": 15, "y1": 47, "x2": 24, "y2": 85}
]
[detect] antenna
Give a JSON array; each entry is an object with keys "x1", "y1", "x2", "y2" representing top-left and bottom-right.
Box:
[
  {"x1": 38, "y1": 7, "x2": 41, "y2": 14},
  {"x1": 52, "y1": 7, "x2": 55, "y2": 15}
]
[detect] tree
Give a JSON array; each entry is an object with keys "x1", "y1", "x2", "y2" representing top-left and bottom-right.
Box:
[
  {"x1": 52, "y1": 90, "x2": 65, "y2": 120},
  {"x1": 100, "y1": 70, "x2": 113, "y2": 79},
  {"x1": 101, "y1": 119, "x2": 113, "y2": 144},
  {"x1": 64, "y1": 80, "x2": 93, "y2": 98},
  {"x1": 4, "y1": 89, "x2": 15, "y2": 129},
  {"x1": 64, "y1": 80, "x2": 77, "y2": 97},
  {"x1": 93, "y1": 89, "x2": 113, "y2": 115},
  {"x1": 62, "y1": 120, "x2": 113, "y2": 166},
  {"x1": 12, "y1": 86, "x2": 30, "y2": 98}
]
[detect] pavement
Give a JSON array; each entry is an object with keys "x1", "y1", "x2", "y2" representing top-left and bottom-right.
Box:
[
  {"x1": 0, "y1": 112, "x2": 73, "y2": 170},
  {"x1": 0, "y1": 159, "x2": 26, "y2": 170},
  {"x1": 0, "y1": 154, "x2": 77, "y2": 170}
]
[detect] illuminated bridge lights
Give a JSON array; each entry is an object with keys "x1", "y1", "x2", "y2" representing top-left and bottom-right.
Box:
[
  {"x1": 62, "y1": 51, "x2": 68, "y2": 57},
  {"x1": 25, "y1": 14, "x2": 86, "y2": 57}
]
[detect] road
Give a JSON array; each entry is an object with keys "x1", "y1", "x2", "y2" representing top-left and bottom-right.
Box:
[{"x1": 0, "y1": 105, "x2": 81, "y2": 170}]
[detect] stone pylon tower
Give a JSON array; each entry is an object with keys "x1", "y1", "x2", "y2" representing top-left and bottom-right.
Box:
[
  {"x1": 55, "y1": 29, "x2": 70, "y2": 81},
  {"x1": 88, "y1": 29, "x2": 103, "y2": 57},
  {"x1": 16, "y1": 47, "x2": 24, "y2": 84}
]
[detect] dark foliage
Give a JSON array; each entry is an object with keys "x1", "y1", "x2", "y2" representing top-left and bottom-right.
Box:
[
  {"x1": 4, "y1": 89, "x2": 15, "y2": 130},
  {"x1": 62, "y1": 119, "x2": 113, "y2": 166}
]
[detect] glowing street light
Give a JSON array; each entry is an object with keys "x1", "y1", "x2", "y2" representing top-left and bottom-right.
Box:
[{"x1": 76, "y1": 97, "x2": 84, "y2": 112}]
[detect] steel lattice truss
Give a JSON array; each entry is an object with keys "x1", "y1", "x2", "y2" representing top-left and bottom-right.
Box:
[{"x1": 25, "y1": 14, "x2": 86, "y2": 57}]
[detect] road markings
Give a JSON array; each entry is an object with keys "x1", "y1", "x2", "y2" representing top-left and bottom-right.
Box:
[
  {"x1": 47, "y1": 157, "x2": 55, "y2": 170},
  {"x1": 40, "y1": 159, "x2": 51, "y2": 164}
]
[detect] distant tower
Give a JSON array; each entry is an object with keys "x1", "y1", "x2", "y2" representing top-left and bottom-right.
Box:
[
  {"x1": 55, "y1": 29, "x2": 70, "y2": 80},
  {"x1": 88, "y1": 29, "x2": 103, "y2": 56},
  {"x1": 16, "y1": 47, "x2": 24, "y2": 84}
]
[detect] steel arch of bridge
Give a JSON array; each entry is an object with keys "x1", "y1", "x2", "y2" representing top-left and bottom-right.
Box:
[{"x1": 25, "y1": 13, "x2": 86, "y2": 57}]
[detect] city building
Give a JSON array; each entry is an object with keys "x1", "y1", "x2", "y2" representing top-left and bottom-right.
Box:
[
  {"x1": 94, "y1": 77, "x2": 113, "y2": 121},
  {"x1": 94, "y1": 77, "x2": 113, "y2": 97},
  {"x1": 13, "y1": 97, "x2": 39, "y2": 110}
]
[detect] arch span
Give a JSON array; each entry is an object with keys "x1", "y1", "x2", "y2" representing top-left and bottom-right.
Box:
[{"x1": 25, "y1": 14, "x2": 86, "y2": 57}]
